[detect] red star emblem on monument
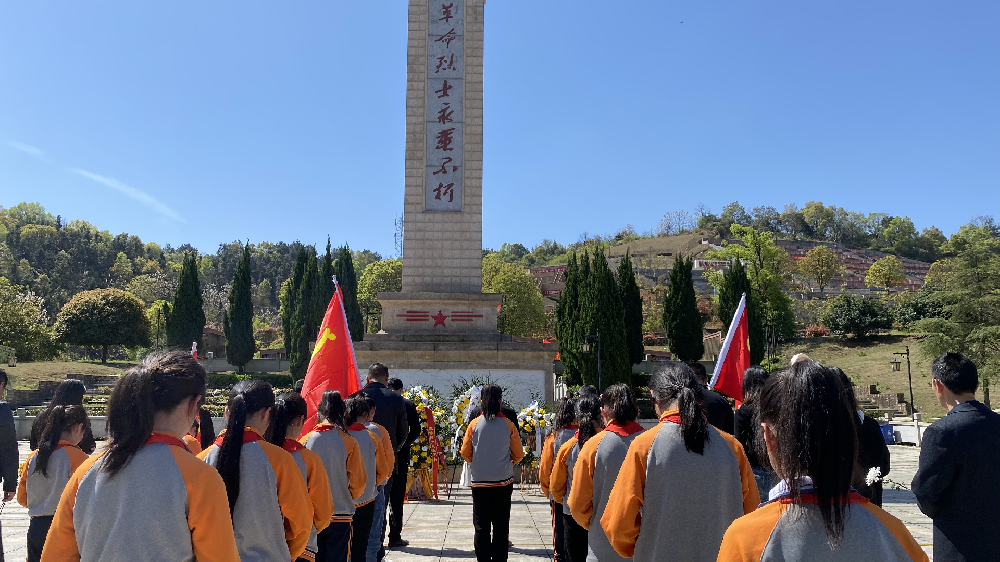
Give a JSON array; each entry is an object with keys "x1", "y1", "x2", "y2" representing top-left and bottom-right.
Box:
[{"x1": 431, "y1": 310, "x2": 448, "y2": 327}]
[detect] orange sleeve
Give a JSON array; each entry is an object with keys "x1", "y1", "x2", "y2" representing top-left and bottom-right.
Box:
[
  {"x1": 549, "y1": 438, "x2": 577, "y2": 505},
  {"x1": 168, "y1": 446, "x2": 241, "y2": 562},
  {"x1": 184, "y1": 434, "x2": 203, "y2": 456},
  {"x1": 718, "y1": 430, "x2": 760, "y2": 514},
  {"x1": 859, "y1": 503, "x2": 930, "y2": 562},
  {"x1": 41, "y1": 453, "x2": 104, "y2": 562},
  {"x1": 196, "y1": 444, "x2": 215, "y2": 461},
  {"x1": 301, "y1": 448, "x2": 335, "y2": 533},
  {"x1": 16, "y1": 450, "x2": 36, "y2": 507},
  {"x1": 538, "y1": 433, "x2": 556, "y2": 498},
  {"x1": 261, "y1": 442, "x2": 313, "y2": 560},
  {"x1": 568, "y1": 432, "x2": 602, "y2": 529},
  {"x1": 369, "y1": 429, "x2": 392, "y2": 486},
  {"x1": 460, "y1": 417, "x2": 479, "y2": 464},
  {"x1": 506, "y1": 418, "x2": 525, "y2": 464},
  {"x1": 600, "y1": 425, "x2": 657, "y2": 558},
  {"x1": 343, "y1": 432, "x2": 368, "y2": 500},
  {"x1": 65, "y1": 447, "x2": 90, "y2": 475},
  {"x1": 716, "y1": 501, "x2": 785, "y2": 562}
]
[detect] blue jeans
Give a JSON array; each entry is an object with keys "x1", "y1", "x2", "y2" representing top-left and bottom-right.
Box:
[{"x1": 367, "y1": 486, "x2": 386, "y2": 562}]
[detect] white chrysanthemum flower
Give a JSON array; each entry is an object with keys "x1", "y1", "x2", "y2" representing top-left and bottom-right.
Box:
[{"x1": 865, "y1": 467, "x2": 882, "y2": 486}]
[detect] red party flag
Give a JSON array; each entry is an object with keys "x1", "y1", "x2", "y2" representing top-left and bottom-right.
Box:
[
  {"x1": 709, "y1": 292, "x2": 751, "y2": 405},
  {"x1": 300, "y1": 279, "x2": 363, "y2": 434}
]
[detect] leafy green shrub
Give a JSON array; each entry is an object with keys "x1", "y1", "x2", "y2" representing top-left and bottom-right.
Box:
[
  {"x1": 822, "y1": 294, "x2": 892, "y2": 339},
  {"x1": 207, "y1": 373, "x2": 294, "y2": 389}
]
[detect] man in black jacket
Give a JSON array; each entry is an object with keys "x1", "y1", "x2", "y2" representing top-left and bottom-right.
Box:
[
  {"x1": 0, "y1": 369, "x2": 20, "y2": 562},
  {"x1": 912, "y1": 353, "x2": 1000, "y2": 562},
  {"x1": 387, "y1": 377, "x2": 421, "y2": 548},
  {"x1": 362, "y1": 363, "x2": 408, "y2": 558},
  {"x1": 688, "y1": 361, "x2": 734, "y2": 434}
]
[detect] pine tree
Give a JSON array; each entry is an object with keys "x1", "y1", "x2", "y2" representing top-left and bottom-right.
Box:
[
  {"x1": 718, "y1": 259, "x2": 765, "y2": 364},
  {"x1": 224, "y1": 244, "x2": 255, "y2": 373},
  {"x1": 662, "y1": 255, "x2": 705, "y2": 362},
  {"x1": 617, "y1": 251, "x2": 645, "y2": 366},
  {"x1": 166, "y1": 253, "x2": 205, "y2": 351},
  {"x1": 334, "y1": 246, "x2": 364, "y2": 342},
  {"x1": 289, "y1": 252, "x2": 322, "y2": 379},
  {"x1": 578, "y1": 247, "x2": 630, "y2": 390},
  {"x1": 280, "y1": 248, "x2": 309, "y2": 361},
  {"x1": 321, "y1": 238, "x2": 335, "y2": 304},
  {"x1": 555, "y1": 253, "x2": 581, "y2": 381}
]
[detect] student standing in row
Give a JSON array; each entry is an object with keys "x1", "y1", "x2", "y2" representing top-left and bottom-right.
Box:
[
  {"x1": 602, "y1": 363, "x2": 758, "y2": 562},
  {"x1": 689, "y1": 361, "x2": 735, "y2": 434},
  {"x1": 301, "y1": 391, "x2": 367, "y2": 562},
  {"x1": 29, "y1": 379, "x2": 96, "y2": 455},
  {"x1": 345, "y1": 393, "x2": 391, "y2": 562},
  {"x1": 199, "y1": 380, "x2": 312, "y2": 562},
  {"x1": 567, "y1": 384, "x2": 644, "y2": 562},
  {"x1": 550, "y1": 395, "x2": 603, "y2": 562},
  {"x1": 733, "y1": 366, "x2": 772, "y2": 500},
  {"x1": 365, "y1": 403, "x2": 395, "y2": 562},
  {"x1": 718, "y1": 361, "x2": 926, "y2": 561},
  {"x1": 461, "y1": 385, "x2": 525, "y2": 562},
  {"x1": 41, "y1": 351, "x2": 240, "y2": 562},
  {"x1": 540, "y1": 399, "x2": 576, "y2": 562},
  {"x1": 18, "y1": 405, "x2": 89, "y2": 562},
  {"x1": 269, "y1": 392, "x2": 335, "y2": 562}
]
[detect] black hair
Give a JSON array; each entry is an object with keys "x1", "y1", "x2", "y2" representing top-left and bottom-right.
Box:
[
  {"x1": 104, "y1": 351, "x2": 207, "y2": 478},
  {"x1": 368, "y1": 363, "x2": 389, "y2": 382},
  {"x1": 218, "y1": 380, "x2": 275, "y2": 516},
  {"x1": 741, "y1": 366, "x2": 769, "y2": 406},
  {"x1": 576, "y1": 394, "x2": 603, "y2": 446},
  {"x1": 35, "y1": 405, "x2": 88, "y2": 477},
  {"x1": 578, "y1": 385, "x2": 598, "y2": 396},
  {"x1": 318, "y1": 390, "x2": 347, "y2": 430},
  {"x1": 293, "y1": 379, "x2": 305, "y2": 393},
  {"x1": 387, "y1": 377, "x2": 404, "y2": 391},
  {"x1": 0, "y1": 368, "x2": 7, "y2": 388},
  {"x1": 554, "y1": 398, "x2": 576, "y2": 430},
  {"x1": 600, "y1": 383, "x2": 639, "y2": 424},
  {"x1": 686, "y1": 361, "x2": 709, "y2": 384},
  {"x1": 480, "y1": 385, "x2": 503, "y2": 420},
  {"x1": 932, "y1": 352, "x2": 979, "y2": 394},
  {"x1": 52, "y1": 379, "x2": 87, "y2": 406},
  {"x1": 345, "y1": 392, "x2": 373, "y2": 425},
  {"x1": 759, "y1": 361, "x2": 857, "y2": 546},
  {"x1": 650, "y1": 362, "x2": 709, "y2": 454},
  {"x1": 198, "y1": 408, "x2": 216, "y2": 450},
  {"x1": 268, "y1": 392, "x2": 308, "y2": 447}
]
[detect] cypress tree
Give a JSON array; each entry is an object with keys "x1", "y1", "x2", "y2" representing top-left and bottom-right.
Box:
[
  {"x1": 555, "y1": 253, "x2": 581, "y2": 382},
  {"x1": 321, "y1": 238, "x2": 335, "y2": 304},
  {"x1": 289, "y1": 252, "x2": 322, "y2": 379},
  {"x1": 280, "y1": 248, "x2": 309, "y2": 361},
  {"x1": 617, "y1": 251, "x2": 645, "y2": 366},
  {"x1": 334, "y1": 246, "x2": 364, "y2": 342},
  {"x1": 718, "y1": 259, "x2": 765, "y2": 364},
  {"x1": 224, "y1": 243, "x2": 255, "y2": 373},
  {"x1": 166, "y1": 253, "x2": 205, "y2": 351},
  {"x1": 578, "y1": 247, "x2": 630, "y2": 390},
  {"x1": 662, "y1": 255, "x2": 705, "y2": 362}
]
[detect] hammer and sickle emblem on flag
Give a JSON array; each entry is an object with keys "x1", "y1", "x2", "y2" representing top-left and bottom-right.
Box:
[{"x1": 312, "y1": 328, "x2": 337, "y2": 358}]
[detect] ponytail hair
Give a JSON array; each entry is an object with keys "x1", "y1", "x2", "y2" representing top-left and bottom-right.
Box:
[
  {"x1": 345, "y1": 392, "x2": 374, "y2": 425},
  {"x1": 268, "y1": 392, "x2": 307, "y2": 447},
  {"x1": 480, "y1": 385, "x2": 502, "y2": 421},
  {"x1": 218, "y1": 380, "x2": 275, "y2": 515},
  {"x1": 576, "y1": 394, "x2": 603, "y2": 446},
  {"x1": 554, "y1": 398, "x2": 576, "y2": 430},
  {"x1": 318, "y1": 390, "x2": 347, "y2": 430},
  {"x1": 35, "y1": 405, "x2": 88, "y2": 477},
  {"x1": 599, "y1": 383, "x2": 638, "y2": 424},
  {"x1": 104, "y1": 351, "x2": 207, "y2": 478},
  {"x1": 198, "y1": 408, "x2": 216, "y2": 450},
  {"x1": 650, "y1": 362, "x2": 709, "y2": 454}
]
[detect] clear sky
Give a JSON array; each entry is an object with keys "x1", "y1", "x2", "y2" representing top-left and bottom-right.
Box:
[{"x1": 2, "y1": 1, "x2": 998, "y2": 257}]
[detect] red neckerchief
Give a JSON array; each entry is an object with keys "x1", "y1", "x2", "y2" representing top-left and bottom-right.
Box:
[
  {"x1": 346, "y1": 423, "x2": 367, "y2": 431},
  {"x1": 778, "y1": 491, "x2": 870, "y2": 505},
  {"x1": 573, "y1": 430, "x2": 580, "y2": 439},
  {"x1": 312, "y1": 422, "x2": 336, "y2": 433},
  {"x1": 213, "y1": 427, "x2": 265, "y2": 447},
  {"x1": 283, "y1": 438, "x2": 305, "y2": 453},
  {"x1": 659, "y1": 410, "x2": 682, "y2": 424},
  {"x1": 605, "y1": 421, "x2": 645, "y2": 437},
  {"x1": 147, "y1": 433, "x2": 190, "y2": 451},
  {"x1": 564, "y1": 424, "x2": 579, "y2": 430}
]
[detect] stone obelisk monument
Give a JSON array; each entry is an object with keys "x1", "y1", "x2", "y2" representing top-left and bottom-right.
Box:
[{"x1": 355, "y1": 0, "x2": 556, "y2": 404}]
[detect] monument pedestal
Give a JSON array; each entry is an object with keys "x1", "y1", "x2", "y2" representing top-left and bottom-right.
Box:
[{"x1": 377, "y1": 292, "x2": 501, "y2": 334}]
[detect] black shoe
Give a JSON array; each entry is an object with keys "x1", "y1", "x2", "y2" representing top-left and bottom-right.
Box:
[{"x1": 388, "y1": 539, "x2": 409, "y2": 548}]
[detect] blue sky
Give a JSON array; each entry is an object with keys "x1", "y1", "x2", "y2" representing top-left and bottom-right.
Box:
[{"x1": 2, "y1": 1, "x2": 998, "y2": 257}]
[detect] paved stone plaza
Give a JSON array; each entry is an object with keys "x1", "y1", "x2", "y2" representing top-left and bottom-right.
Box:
[{"x1": 0, "y1": 443, "x2": 934, "y2": 561}]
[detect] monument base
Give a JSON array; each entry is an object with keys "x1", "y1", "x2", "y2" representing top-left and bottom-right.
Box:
[{"x1": 377, "y1": 292, "x2": 502, "y2": 334}]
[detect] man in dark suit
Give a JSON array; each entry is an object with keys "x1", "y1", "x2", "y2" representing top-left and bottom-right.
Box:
[
  {"x1": 0, "y1": 369, "x2": 19, "y2": 562},
  {"x1": 387, "y1": 377, "x2": 421, "y2": 548},
  {"x1": 912, "y1": 353, "x2": 1000, "y2": 562},
  {"x1": 688, "y1": 361, "x2": 734, "y2": 434},
  {"x1": 362, "y1": 363, "x2": 408, "y2": 558}
]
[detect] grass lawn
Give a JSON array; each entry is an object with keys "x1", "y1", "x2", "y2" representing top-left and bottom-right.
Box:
[{"x1": 4, "y1": 361, "x2": 134, "y2": 391}]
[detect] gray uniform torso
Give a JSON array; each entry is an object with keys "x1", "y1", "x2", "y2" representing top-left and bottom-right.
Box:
[
  {"x1": 291, "y1": 449, "x2": 319, "y2": 553},
  {"x1": 587, "y1": 431, "x2": 642, "y2": 562},
  {"x1": 204, "y1": 442, "x2": 289, "y2": 562},
  {"x1": 348, "y1": 427, "x2": 378, "y2": 504},
  {"x1": 26, "y1": 448, "x2": 73, "y2": 517},
  {"x1": 761, "y1": 503, "x2": 911, "y2": 561},
  {"x1": 470, "y1": 417, "x2": 515, "y2": 484},
  {"x1": 562, "y1": 443, "x2": 581, "y2": 515},
  {"x1": 304, "y1": 429, "x2": 356, "y2": 517}
]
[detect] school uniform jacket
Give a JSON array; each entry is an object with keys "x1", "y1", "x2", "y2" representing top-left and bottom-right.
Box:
[
  {"x1": 717, "y1": 490, "x2": 928, "y2": 562},
  {"x1": 549, "y1": 435, "x2": 580, "y2": 515},
  {"x1": 199, "y1": 427, "x2": 312, "y2": 562},
  {"x1": 283, "y1": 438, "x2": 335, "y2": 558},
  {"x1": 461, "y1": 414, "x2": 525, "y2": 487},
  {"x1": 301, "y1": 423, "x2": 367, "y2": 523},
  {"x1": 600, "y1": 410, "x2": 758, "y2": 562},
  {"x1": 18, "y1": 440, "x2": 89, "y2": 516},
  {"x1": 366, "y1": 422, "x2": 395, "y2": 487},
  {"x1": 567, "y1": 421, "x2": 645, "y2": 562},
  {"x1": 40, "y1": 431, "x2": 240, "y2": 562},
  {"x1": 183, "y1": 434, "x2": 202, "y2": 455},
  {"x1": 546, "y1": 426, "x2": 577, "y2": 502},
  {"x1": 539, "y1": 432, "x2": 557, "y2": 499},
  {"x1": 346, "y1": 422, "x2": 390, "y2": 506}
]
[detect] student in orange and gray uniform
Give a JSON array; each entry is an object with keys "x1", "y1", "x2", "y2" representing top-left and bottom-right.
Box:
[
  {"x1": 461, "y1": 384, "x2": 525, "y2": 562},
  {"x1": 540, "y1": 398, "x2": 576, "y2": 562},
  {"x1": 40, "y1": 351, "x2": 241, "y2": 562},
  {"x1": 566, "y1": 384, "x2": 644, "y2": 562},
  {"x1": 550, "y1": 394, "x2": 603, "y2": 562},
  {"x1": 301, "y1": 391, "x2": 368, "y2": 562},
  {"x1": 601, "y1": 362, "x2": 758, "y2": 562},
  {"x1": 199, "y1": 380, "x2": 313, "y2": 562},
  {"x1": 18, "y1": 405, "x2": 90, "y2": 562},
  {"x1": 184, "y1": 407, "x2": 216, "y2": 456},
  {"x1": 733, "y1": 366, "x2": 773, "y2": 500},
  {"x1": 363, "y1": 396, "x2": 395, "y2": 562},
  {"x1": 718, "y1": 361, "x2": 927, "y2": 562},
  {"x1": 269, "y1": 392, "x2": 335, "y2": 562},
  {"x1": 344, "y1": 392, "x2": 392, "y2": 562}
]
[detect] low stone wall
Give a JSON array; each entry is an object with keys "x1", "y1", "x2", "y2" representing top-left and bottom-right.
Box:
[
  {"x1": 198, "y1": 357, "x2": 289, "y2": 374},
  {"x1": 12, "y1": 412, "x2": 227, "y2": 442}
]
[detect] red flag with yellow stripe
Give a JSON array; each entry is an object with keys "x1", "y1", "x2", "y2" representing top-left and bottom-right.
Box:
[{"x1": 300, "y1": 279, "x2": 363, "y2": 434}]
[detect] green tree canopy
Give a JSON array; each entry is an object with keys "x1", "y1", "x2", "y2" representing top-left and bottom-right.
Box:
[
  {"x1": 55, "y1": 288, "x2": 151, "y2": 362},
  {"x1": 335, "y1": 246, "x2": 364, "y2": 341},
  {"x1": 357, "y1": 258, "x2": 402, "y2": 332},
  {"x1": 482, "y1": 254, "x2": 547, "y2": 337},
  {"x1": 165, "y1": 253, "x2": 205, "y2": 351},
  {"x1": 578, "y1": 248, "x2": 629, "y2": 389},
  {"x1": 798, "y1": 245, "x2": 845, "y2": 293},
  {"x1": 224, "y1": 244, "x2": 255, "y2": 372},
  {"x1": 617, "y1": 252, "x2": 645, "y2": 365},
  {"x1": 865, "y1": 255, "x2": 906, "y2": 292},
  {"x1": 0, "y1": 277, "x2": 60, "y2": 361},
  {"x1": 662, "y1": 254, "x2": 705, "y2": 362},
  {"x1": 554, "y1": 253, "x2": 583, "y2": 382},
  {"x1": 822, "y1": 294, "x2": 892, "y2": 339}
]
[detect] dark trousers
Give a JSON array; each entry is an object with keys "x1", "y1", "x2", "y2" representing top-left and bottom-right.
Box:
[
  {"x1": 551, "y1": 501, "x2": 567, "y2": 562},
  {"x1": 318, "y1": 521, "x2": 353, "y2": 562},
  {"x1": 471, "y1": 484, "x2": 513, "y2": 562},
  {"x1": 27, "y1": 516, "x2": 53, "y2": 562},
  {"x1": 389, "y1": 469, "x2": 408, "y2": 541},
  {"x1": 379, "y1": 475, "x2": 393, "y2": 558},
  {"x1": 350, "y1": 501, "x2": 377, "y2": 562},
  {"x1": 563, "y1": 512, "x2": 588, "y2": 562}
]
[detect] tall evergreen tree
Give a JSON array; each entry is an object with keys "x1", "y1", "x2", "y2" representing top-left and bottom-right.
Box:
[
  {"x1": 280, "y1": 248, "x2": 309, "y2": 359},
  {"x1": 334, "y1": 246, "x2": 364, "y2": 342},
  {"x1": 617, "y1": 251, "x2": 645, "y2": 366},
  {"x1": 224, "y1": 243, "x2": 255, "y2": 373},
  {"x1": 165, "y1": 253, "x2": 205, "y2": 351},
  {"x1": 555, "y1": 253, "x2": 581, "y2": 382},
  {"x1": 662, "y1": 254, "x2": 705, "y2": 362},
  {"x1": 718, "y1": 259, "x2": 765, "y2": 364},
  {"x1": 321, "y1": 237, "x2": 335, "y2": 304},
  {"x1": 289, "y1": 252, "x2": 322, "y2": 379},
  {"x1": 578, "y1": 247, "x2": 630, "y2": 390}
]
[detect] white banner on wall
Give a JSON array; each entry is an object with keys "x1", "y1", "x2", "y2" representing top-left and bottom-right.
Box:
[{"x1": 389, "y1": 368, "x2": 546, "y2": 410}]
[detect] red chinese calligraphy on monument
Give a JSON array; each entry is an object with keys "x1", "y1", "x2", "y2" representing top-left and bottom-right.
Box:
[
  {"x1": 440, "y1": 3, "x2": 454, "y2": 22},
  {"x1": 435, "y1": 80, "x2": 453, "y2": 98},
  {"x1": 435, "y1": 54, "x2": 456, "y2": 74},
  {"x1": 437, "y1": 103, "x2": 454, "y2": 124},
  {"x1": 434, "y1": 183, "x2": 455, "y2": 202},
  {"x1": 433, "y1": 157, "x2": 458, "y2": 175},
  {"x1": 435, "y1": 128, "x2": 456, "y2": 152},
  {"x1": 435, "y1": 28, "x2": 458, "y2": 48}
]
